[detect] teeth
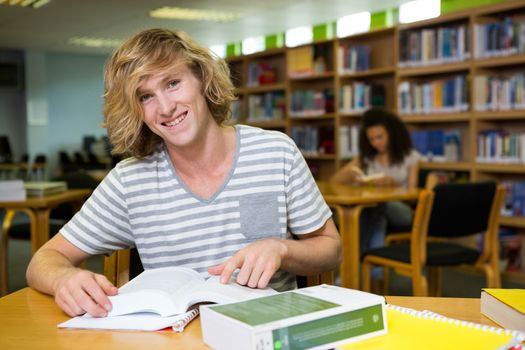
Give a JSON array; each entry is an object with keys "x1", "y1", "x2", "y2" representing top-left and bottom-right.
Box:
[{"x1": 164, "y1": 112, "x2": 187, "y2": 127}]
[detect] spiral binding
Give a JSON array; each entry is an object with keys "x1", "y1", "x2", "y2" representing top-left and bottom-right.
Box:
[
  {"x1": 172, "y1": 308, "x2": 200, "y2": 333},
  {"x1": 386, "y1": 304, "x2": 525, "y2": 347}
]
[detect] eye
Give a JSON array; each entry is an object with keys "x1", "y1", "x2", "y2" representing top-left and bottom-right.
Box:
[
  {"x1": 139, "y1": 93, "x2": 153, "y2": 103},
  {"x1": 167, "y1": 79, "x2": 180, "y2": 89}
]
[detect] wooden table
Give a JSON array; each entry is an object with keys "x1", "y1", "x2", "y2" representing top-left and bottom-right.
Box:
[
  {"x1": 0, "y1": 189, "x2": 91, "y2": 253},
  {"x1": 316, "y1": 181, "x2": 420, "y2": 289},
  {"x1": 0, "y1": 288, "x2": 496, "y2": 350}
]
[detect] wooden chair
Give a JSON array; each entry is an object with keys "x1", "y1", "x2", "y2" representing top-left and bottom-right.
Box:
[
  {"x1": 362, "y1": 182, "x2": 505, "y2": 297},
  {"x1": 104, "y1": 248, "x2": 334, "y2": 288}
]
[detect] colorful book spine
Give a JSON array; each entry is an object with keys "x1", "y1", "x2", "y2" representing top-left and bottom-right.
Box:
[
  {"x1": 475, "y1": 16, "x2": 525, "y2": 58},
  {"x1": 398, "y1": 75, "x2": 468, "y2": 114},
  {"x1": 399, "y1": 24, "x2": 470, "y2": 67},
  {"x1": 477, "y1": 130, "x2": 525, "y2": 164}
]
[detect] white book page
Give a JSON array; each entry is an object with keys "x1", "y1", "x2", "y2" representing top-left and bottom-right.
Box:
[
  {"x1": 182, "y1": 276, "x2": 278, "y2": 309},
  {"x1": 58, "y1": 310, "x2": 196, "y2": 331},
  {"x1": 108, "y1": 267, "x2": 204, "y2": 317},
  {"x1": 359, "y1": 173, "x2": 385, "y2": 182}
]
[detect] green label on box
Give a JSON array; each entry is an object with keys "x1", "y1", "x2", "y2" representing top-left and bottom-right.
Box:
[
  {"x1": 272, "y1": 304, "x2": 384, "y2": 350},
  {"x1": 209, "y1": 292, "x2": 340, "y2": 326}
]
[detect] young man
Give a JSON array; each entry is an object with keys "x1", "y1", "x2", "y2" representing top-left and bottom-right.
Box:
[{"x1": 26, "y1": 28, "x2": 341, "y2": 318}]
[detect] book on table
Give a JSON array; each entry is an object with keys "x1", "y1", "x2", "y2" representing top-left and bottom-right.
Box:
[
  {"x1": 201, "y1": 284, "x2": 387, "y2": 350},
  {"x1": 353, "y1": 167, "x2": 386, "y2": 183},
  {"x1": 58, "y1": 266, "x2": 278, "y2": 331},
  {"x1": 24, "y1": 181, "x2": 67, "y2": 197},
  {"x1": 481, "y1": 288, "x2": 525, "y2": 333}
]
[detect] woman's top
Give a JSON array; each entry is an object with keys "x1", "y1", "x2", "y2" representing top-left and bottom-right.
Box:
[{"x1": 364, "y1": 149, "x2": 420, "y2": 188}]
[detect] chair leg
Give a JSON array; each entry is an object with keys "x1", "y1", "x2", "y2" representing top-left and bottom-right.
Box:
[
  {"x1": 484, "y1": 264, "x2": 501, "y2": 289},
  {"x1": 428, "y1": 267, "x2": 442, "y2": 297},
  {"x1": 411, "y1": 269, "x2": 428, "y2": 297},
  {"x1": 361, "y1": 259, "x2": 372, "y2": 292},
  {"x1": 1, "y1": 210, "x2": 16, "y2": 296}
]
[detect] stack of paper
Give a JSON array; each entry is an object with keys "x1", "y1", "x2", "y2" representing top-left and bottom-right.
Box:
[
  {"x1": 0, "y1": 180, "x2": 26, "y2": 201},
  {"x1": 24, "y1": 181, "x2": 67, "y2": 197}
]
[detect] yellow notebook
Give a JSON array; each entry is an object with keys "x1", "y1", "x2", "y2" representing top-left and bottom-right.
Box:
[{"x1": 337, "y1": 304, "x2": 525, "y2": 350}]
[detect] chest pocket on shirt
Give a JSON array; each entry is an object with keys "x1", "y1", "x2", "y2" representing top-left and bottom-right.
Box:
[{"x1": 239, "y1": 193, "x2": 281, "y2": 240}]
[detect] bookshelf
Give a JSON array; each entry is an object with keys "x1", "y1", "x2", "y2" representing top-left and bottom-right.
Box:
[{"x1": 226, "y1": 1, "x2": 525, "y2": 278}]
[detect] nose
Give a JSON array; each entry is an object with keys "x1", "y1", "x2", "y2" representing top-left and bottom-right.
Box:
[{"x1": 158, "y1": 93, "x2": 176, "y2": 118}]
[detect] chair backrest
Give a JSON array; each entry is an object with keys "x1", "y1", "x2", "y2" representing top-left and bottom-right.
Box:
[
  {"x1": 427, "y1": 181, "x2": 498, "y2": 238},
  {"x1": 409, "y1": 189, "x2": 435, "y2": 267},
  {"x1": 50, "y1": 172, "x2": 98, "y2": 220}
]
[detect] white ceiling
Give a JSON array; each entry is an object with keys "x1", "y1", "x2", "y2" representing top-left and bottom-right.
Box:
[{"x1": 0, "y1": 0, "x2": 403, "y2": 55}]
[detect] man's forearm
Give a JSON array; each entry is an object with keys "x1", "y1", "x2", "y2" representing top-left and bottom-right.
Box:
[
  {"x1": 281, "y1": 220, "x2": 342, "y2": 276},
  {"x1": 26, "y1": 248, "x2": 80, "y2": 296}
]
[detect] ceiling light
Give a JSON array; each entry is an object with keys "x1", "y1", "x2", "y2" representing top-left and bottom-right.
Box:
[
  {"x1": 337, "y1": 12, "x2": 371, "y2": 37},
  {"x1": 0, "y1": 0, "x2": 51, "y2": 8},
  {"x1": 209, "y1": 44, "x2": 226, "y2": 58},
  {"x1": 242, "y1": 36, "x2": 265, "y2": 55},
  {"x1": 285, "y1": 26, "x2": 313, "y2": 48},
  {"x1": 150, "y1": 7, "x2": 242, "y2": 22},
  {"x1": 400, "y1": 0, "x2": 440, "y2": 23},
  {"x1": 68, "y1": 37, "x2": 122, "y2": 49}
]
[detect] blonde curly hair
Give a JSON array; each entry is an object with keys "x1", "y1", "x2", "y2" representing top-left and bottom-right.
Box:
[{"x1": 103, "y1": 28, "x2": 235, "y2": 158}]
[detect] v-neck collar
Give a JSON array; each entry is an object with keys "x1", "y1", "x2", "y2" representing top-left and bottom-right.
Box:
[{"x1": 164, "y1": 125, "x2": 240, "y2": 204}]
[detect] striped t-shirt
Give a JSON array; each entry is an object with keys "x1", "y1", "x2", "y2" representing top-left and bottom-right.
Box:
[{"x1": 61, "y1": 125, "x2": 332, "y2": 291}]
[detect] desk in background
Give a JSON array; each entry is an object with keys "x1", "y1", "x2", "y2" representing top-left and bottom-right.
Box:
[
  {"x1": 0, "y1": 288, "x2": 496, "y2": 350},
  {"x1": 316, "y1": 181, "x2": 420, "y2": 289},
  {"x1": 0, "y1": 189, "x2": 91, "y2": 253}
]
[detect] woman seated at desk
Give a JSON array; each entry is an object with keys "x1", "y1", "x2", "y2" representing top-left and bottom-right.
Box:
[{"x1": 331, "y1": 108, "x2": 420, "y2": 268}]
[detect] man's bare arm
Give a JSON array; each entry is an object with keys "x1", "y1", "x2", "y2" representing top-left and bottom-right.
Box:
[{"x1": 26, "y1": 233, "x2": 117, "y2": 317}]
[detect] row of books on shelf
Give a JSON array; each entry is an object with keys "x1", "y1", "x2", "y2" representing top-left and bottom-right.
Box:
[
  {"x1": 246, "y1": 92, "x2": 286, "y2": 121},
  {"x1": 247, "y1": 61, "x2": 278, "y2": 87},
  {"x1": 474, "y1": 72, "x2": 525, "y2": 112},
  {"x1": 398, "y1": 75, "x2": 469, "y2": 115},
  {"x1": 502, "y1": 180, "x2": 525, "y2": 218},
  {"x1": 399, "y1": 25, "x2": 470, "y2": 67},
  {"x1": 476, "y1": 130, "x2": 525, "y2": 164},
  {"x1": 411, "y1": 129, "x2": 462, "y2": 162},
  {"x1": 474, "y1": 16, "x2": 525, "y2": 58},
  {"x1": 338, "y1": 125, "x2": 360, "y2": 159},
  {"x1": 0, "y1": 180, "x2": 67, "y2": 201},
  {"x1": 291, "y1": 126, "x2": 334, "y2": 157},
  {"x1": 289, "y1": 89, "x2": 334, "y2": 117},
  {"x1": 339, "y1": 83, "x2": 385, "y2": 114},
  {"x1": 287, "y1": 45, "x2": 330, "y2": 78},
  {"x1": 337, "y1": 45, "x2": 370, "y2": 73}
]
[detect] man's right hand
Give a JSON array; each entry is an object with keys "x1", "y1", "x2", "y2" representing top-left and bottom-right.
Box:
[{"x1": 54, "y1": 269, "x2": 118, "y2": 317}]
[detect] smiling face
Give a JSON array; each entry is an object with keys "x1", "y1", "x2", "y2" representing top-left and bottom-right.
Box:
[
  {"x1": 366, "y1": 125, "x2": 389, "y2": 154},
  {"x1": 137, "y1": 63, "x2": 212, "y2": 152}
]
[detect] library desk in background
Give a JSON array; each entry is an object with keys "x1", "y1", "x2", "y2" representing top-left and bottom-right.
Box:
[
  {"x1": 0, "y1": 189, "x2": 92, "y2": 253},
  {"x1": 0, "y1": 288, "x2": 498, "y2": 350},
  {"x1": 316, "y1": 181, "x2": 420, "y2": 289}
]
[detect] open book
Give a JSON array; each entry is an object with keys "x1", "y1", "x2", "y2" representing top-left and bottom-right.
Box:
[
  {"x1": 358, "y1": 172, "x2": 386, "y2": 182},
  {"x1": 353, "y1": 167, "x2": 385, "y2": 183},
  {"x1": 58, "y1": 266, "x2": 278, "y2": 331}
]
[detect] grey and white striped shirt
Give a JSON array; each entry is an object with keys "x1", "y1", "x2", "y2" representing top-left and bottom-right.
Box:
[{"x1": 61, "y1": 125, "x2": 332, "y2": 291}]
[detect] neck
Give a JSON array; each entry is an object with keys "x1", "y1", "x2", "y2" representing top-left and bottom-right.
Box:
[{"x1": 167, "y1": 124, "x2": 235, "y2": 178}]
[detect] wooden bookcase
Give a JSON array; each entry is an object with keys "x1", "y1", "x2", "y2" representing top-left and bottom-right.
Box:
[{"x1": 226, "y1": 0, "x2": 525, "y2": 282}]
